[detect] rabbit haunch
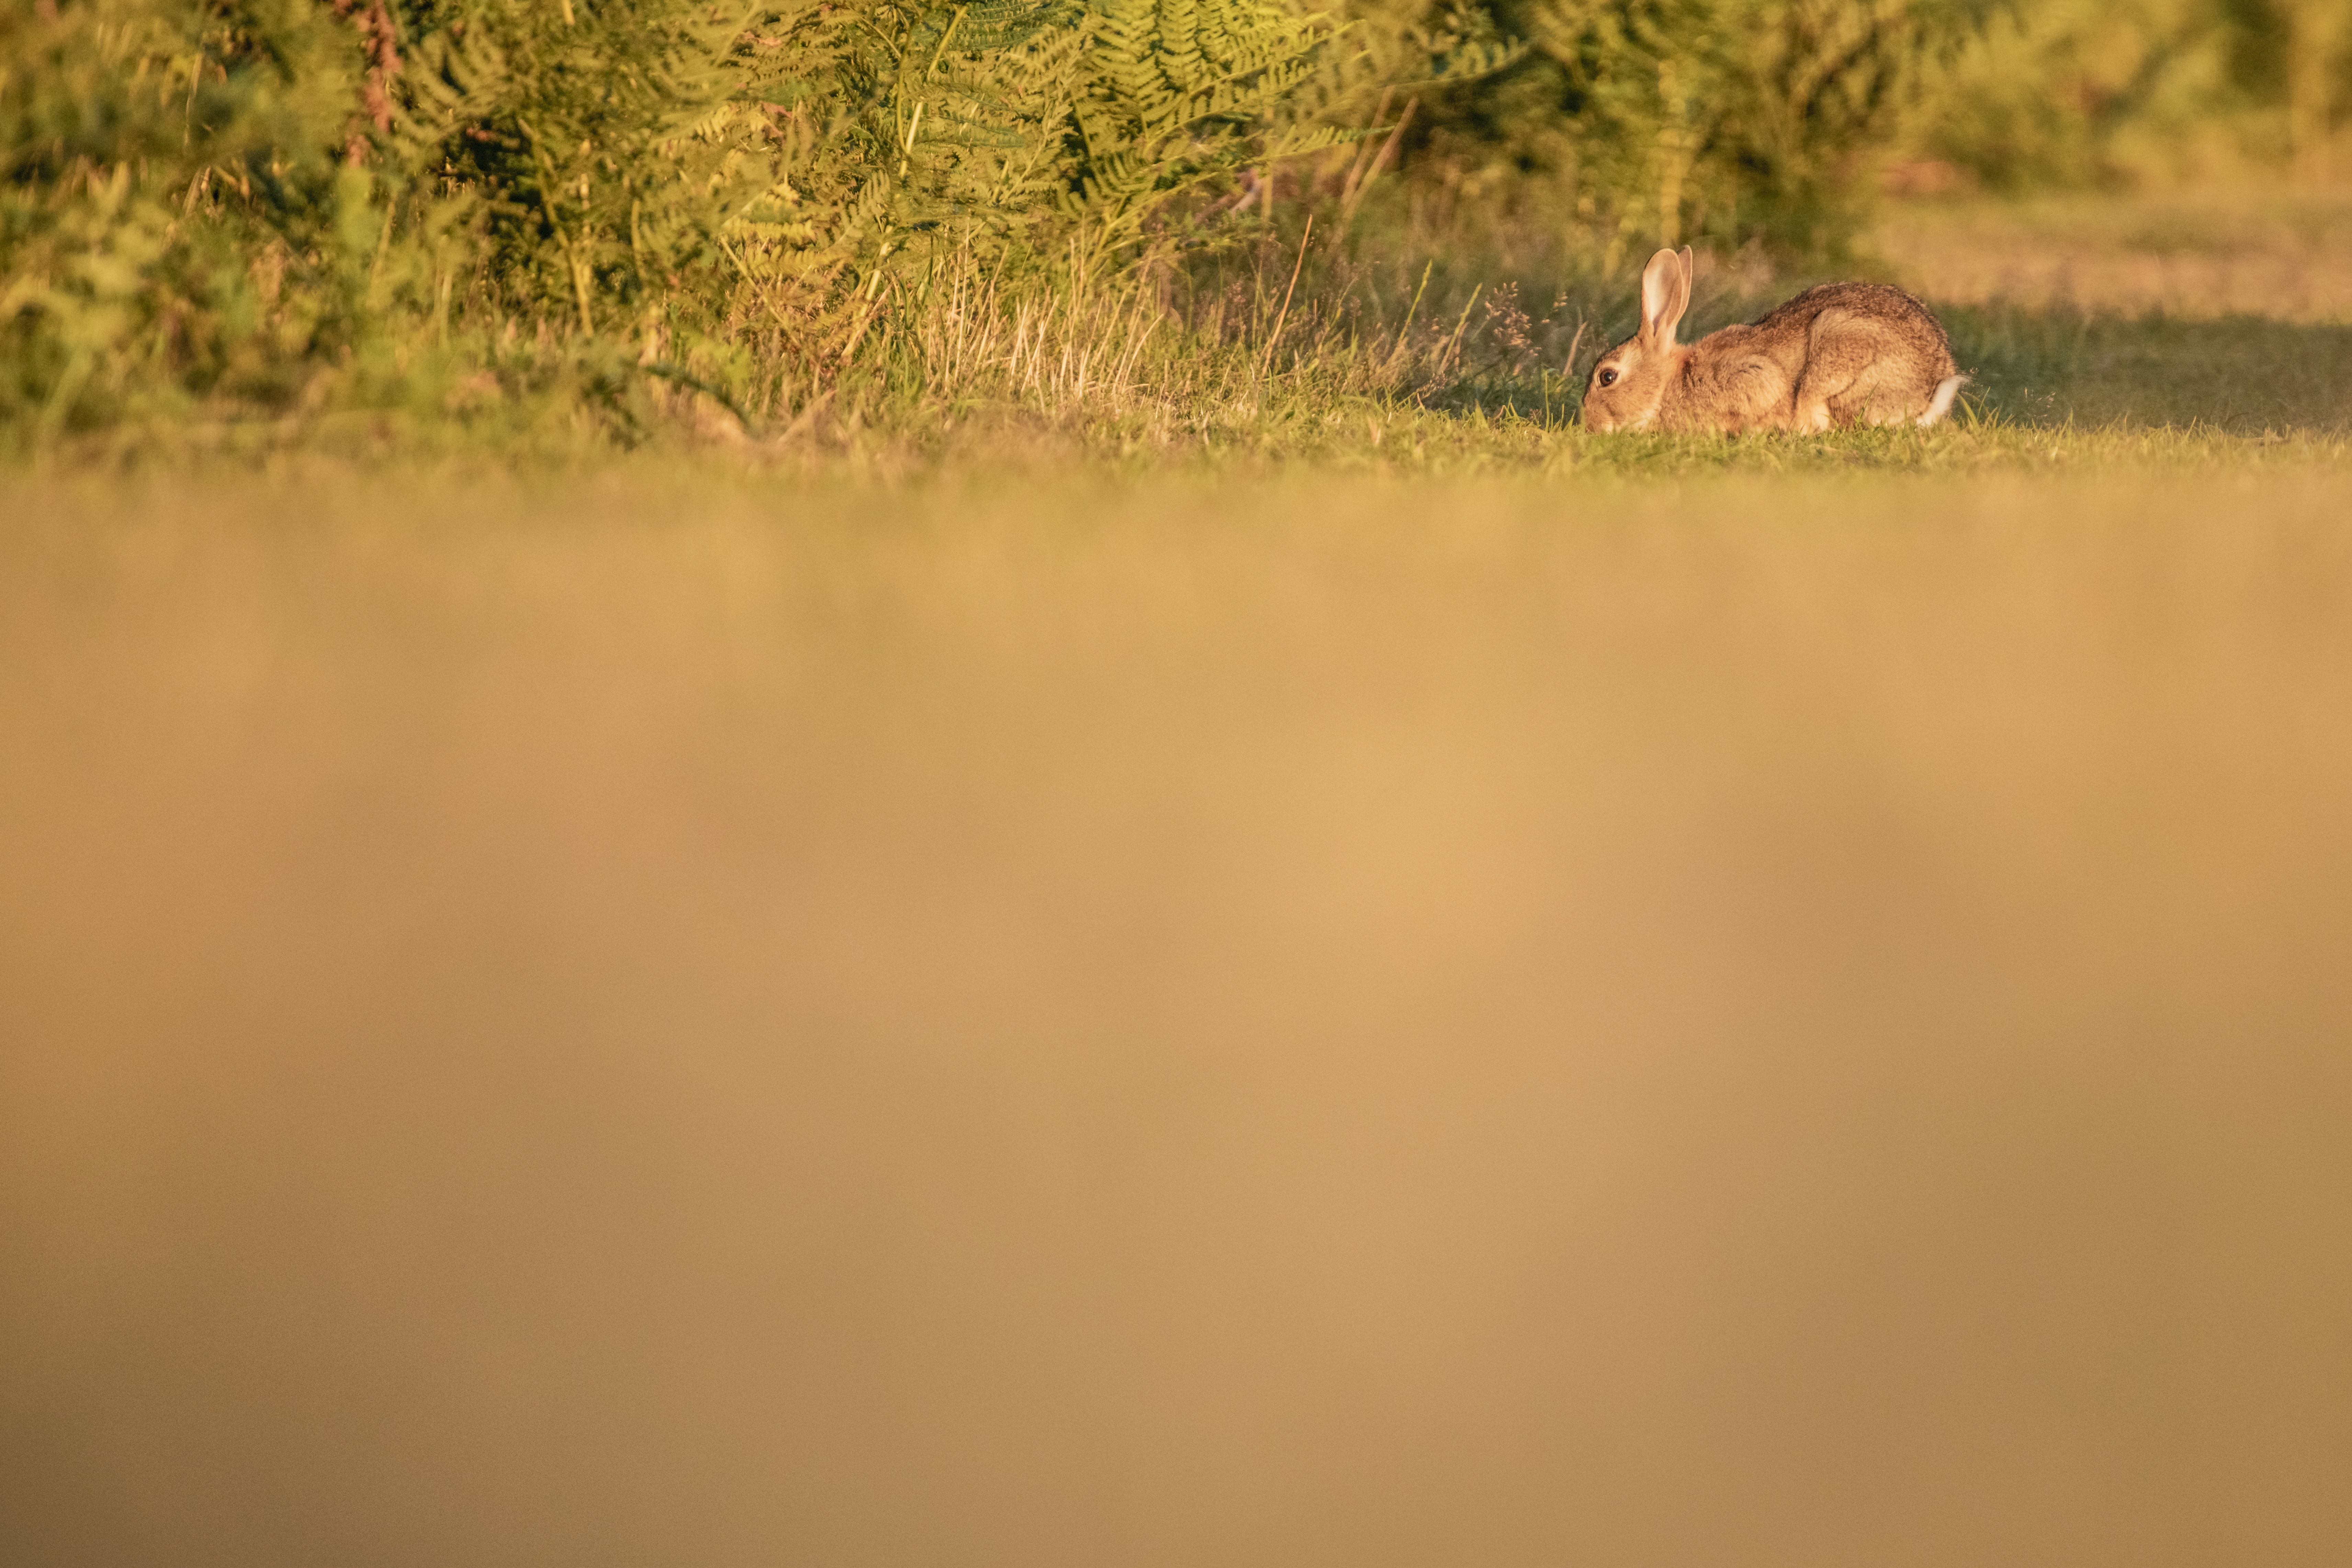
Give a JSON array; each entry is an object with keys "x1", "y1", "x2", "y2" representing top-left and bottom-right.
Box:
[{"x1": 1582, "y1": 248, "x2": 1965, "y2": 434}]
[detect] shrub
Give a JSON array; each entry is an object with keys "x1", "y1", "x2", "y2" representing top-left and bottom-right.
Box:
[
  {"x1": 1333, "y1": 0, "x2": 1947, "y2": 263},
  {"x1": 3, "y1": 0, "x2": 1437, "y2": 443}
]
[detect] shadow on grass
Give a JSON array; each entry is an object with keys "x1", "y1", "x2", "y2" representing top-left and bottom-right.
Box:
[{"x1": 1925, "y1": 307, "x2": 2350, "y2": 434}]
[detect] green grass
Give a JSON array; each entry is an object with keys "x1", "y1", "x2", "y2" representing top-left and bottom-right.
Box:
[
  {"x1": 17, "y1": 167, "x2": 2352, "y2": 474},
  {"x1": 67, "y1": 294, "x2": 2336, "y2": 476}
]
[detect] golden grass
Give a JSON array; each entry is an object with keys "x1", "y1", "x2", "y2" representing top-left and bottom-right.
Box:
[
  {"x1": 873, "y1": 188, "x2": 2352, "y2": 461},
  {"x1": 5, "y1": 468, "x2": 2350, "y2": 1568},
  {"x1": 21, "y1": 185, "x2": 2348, "y2": 465},
  {"x1": 1874, "y1": 187, "x2": 2352, "y2": 323}
]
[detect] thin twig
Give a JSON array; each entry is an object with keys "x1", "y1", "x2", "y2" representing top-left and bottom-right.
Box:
[
  {"x1": 1382, "y1": 259, "x2": 1434, "y2": 376},
  {"x1": 1435, "y1": 282, "x2": 1482, "y2": 382},
  {"x1": 1257, "y1": 214, "x2": 1314, "y2": 385},
  {"x1": 1336, "y1": 88, "x2": 1394, "y2": 208},
  {"x1": 1338, "y1": 98, "x2": 1416, "y2": 238}
]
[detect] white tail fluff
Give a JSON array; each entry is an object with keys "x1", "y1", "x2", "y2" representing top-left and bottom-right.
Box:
[{"x1": 1918, "y1": 374, "x2": 1967, "y2": 428}]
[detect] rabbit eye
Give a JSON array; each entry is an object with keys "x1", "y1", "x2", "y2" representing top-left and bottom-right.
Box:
[{"x1": 1597, "y1": 368, "x2": 1619, "y2": 387}]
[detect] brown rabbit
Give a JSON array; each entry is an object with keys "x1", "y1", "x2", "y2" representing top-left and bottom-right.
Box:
[{"x1": 1580, "y1": 247, "x2": 1965, "y2": 434}]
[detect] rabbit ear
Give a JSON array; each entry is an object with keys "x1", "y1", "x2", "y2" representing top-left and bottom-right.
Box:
[{"x1": 1640, "y1": 248, "x2": 1690, "y2": 349}]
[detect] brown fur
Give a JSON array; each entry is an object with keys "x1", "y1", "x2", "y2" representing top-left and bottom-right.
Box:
[{"x1": 1581, "y1": 248, "x2": 1964, "y2": 435}]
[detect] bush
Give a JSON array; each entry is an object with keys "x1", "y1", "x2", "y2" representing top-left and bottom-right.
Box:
[
  {"x1": 1, "y1": 0, "x2": 376, "y2": 434},
  {"x1": 1342, "y1": 0, "x2": 1948, "y2": 264},
  {"x1": 12, "y1": 0, "x2": 2336, "y2": 453},
  {"x1": 3, "y1": 0, "x2": 1436, "y2": 445}
]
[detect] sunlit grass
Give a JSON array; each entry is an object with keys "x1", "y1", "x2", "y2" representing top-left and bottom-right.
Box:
[
  {"x1": 25, "y1": 184, "x2": 2352, "y2": 470},
  {"x1": 1872, "y1": 186, "x2": 2352, "y2": 322}
]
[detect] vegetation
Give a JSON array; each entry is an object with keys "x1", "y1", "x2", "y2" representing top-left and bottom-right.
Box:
[
  {"x1": 0, "y1": 0, "x2": 1504, "y2": 447},
  {"x1": 3, "y1": 0, "x2": 2349, "y2": 457},
  {"x1": 10, "y1": 20, "x2": 2352, "y2": 1554}
]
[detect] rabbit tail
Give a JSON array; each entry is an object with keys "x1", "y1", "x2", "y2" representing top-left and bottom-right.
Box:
[{"x1": 1917, "y1": 374, "x2": 1967, "y2": 428}]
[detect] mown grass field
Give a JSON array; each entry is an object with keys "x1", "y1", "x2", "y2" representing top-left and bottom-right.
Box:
[{"x1": 5, "y1": 195, "x2": 2352, "y2": 1568}]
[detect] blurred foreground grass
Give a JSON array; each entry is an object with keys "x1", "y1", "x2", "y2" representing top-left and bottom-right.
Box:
[{"x1": 4, "y1": 468, "x2": 2349, "y2": 1568}]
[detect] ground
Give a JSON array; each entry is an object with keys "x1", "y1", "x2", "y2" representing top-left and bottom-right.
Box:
[{"x1": 4, "y1": 190, "x2": 2350, "y2": 1568}]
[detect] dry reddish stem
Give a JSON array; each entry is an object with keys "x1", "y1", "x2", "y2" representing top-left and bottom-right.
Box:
[{"x1": 334, "y1": 0, "x2": 402, "y2": 162}]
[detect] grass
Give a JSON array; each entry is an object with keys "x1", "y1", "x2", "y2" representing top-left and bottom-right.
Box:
[
  {"x1": 21, "y1": 179, "x2": 2352, "y2": 470},
  {"x1": 6, "y1": 463, "x2": 2352, "y2": 1568},
  {"x1": 6, "y1": 190, "x2": 2352, "y2": 1566},
  {"x1": 1871, "y1": 186, "x2": 2352, "y2": 322}
]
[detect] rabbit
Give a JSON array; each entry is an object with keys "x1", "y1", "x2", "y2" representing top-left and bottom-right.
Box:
[{"x1": 1580, "y1": 247, "x2": 1966, "y2": 434}]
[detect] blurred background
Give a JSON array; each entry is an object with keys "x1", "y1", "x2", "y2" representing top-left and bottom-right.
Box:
[{"x1": 1337, "y1": 0, "x2": 2352, "y2": 254}]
